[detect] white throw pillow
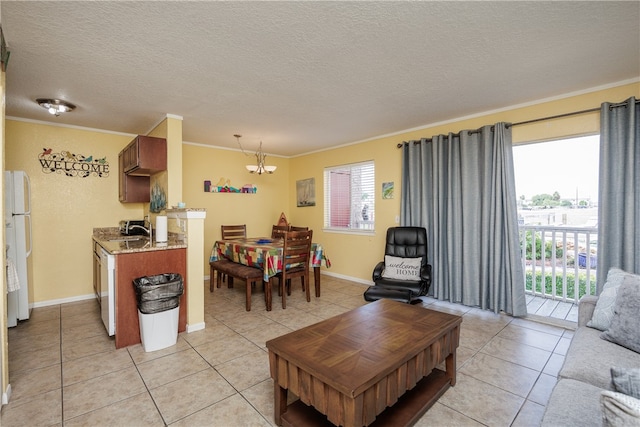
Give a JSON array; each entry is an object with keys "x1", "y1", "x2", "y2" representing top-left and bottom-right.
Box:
[
  {"x1": 600, "y1": 390, "x2": 640, "y2": 427},
  {"x1": 381, "y1": 256, "x2": 422, "y2": 281},
  {"x1": 588, "y1": 268, "x2": 637, "y2": 331}
]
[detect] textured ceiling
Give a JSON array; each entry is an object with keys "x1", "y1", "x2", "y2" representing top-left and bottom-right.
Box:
[{"x1": 2, "y1": 1, "x2": 639, "y2": 156}]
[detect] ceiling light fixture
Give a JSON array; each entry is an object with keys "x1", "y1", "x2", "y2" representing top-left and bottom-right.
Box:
[
  {"x1": 36, "y1": 98, "x2": 76, "y2": 116},
  {"x1": 234, "y1": 134, "x2": 277, "y2": 175}
]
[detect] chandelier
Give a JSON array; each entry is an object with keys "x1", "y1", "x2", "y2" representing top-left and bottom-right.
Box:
[{"x1": 234, "y1": 134, "x2": 277, "y2": 174}]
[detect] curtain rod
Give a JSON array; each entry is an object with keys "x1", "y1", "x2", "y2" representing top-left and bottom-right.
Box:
[{"x1": 397, "y1": 98, "x2": 639, "y2": 148}]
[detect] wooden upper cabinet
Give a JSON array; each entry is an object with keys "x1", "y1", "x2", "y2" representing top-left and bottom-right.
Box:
[
  {"x1": 119, "y1": 150, "x2": 150, "y2": 203},
  {"x1": 123, "y1": 135, "x2": 167, "y2": 176}
]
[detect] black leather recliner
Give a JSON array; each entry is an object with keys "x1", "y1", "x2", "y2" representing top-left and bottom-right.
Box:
[{"x1": 363, "y1": 227, "x2": 432, "y2": 303}]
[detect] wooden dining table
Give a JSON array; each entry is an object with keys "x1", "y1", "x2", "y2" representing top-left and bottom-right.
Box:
[{"x1": 210, "y1": 237, "x2": 331, "y2": 309}]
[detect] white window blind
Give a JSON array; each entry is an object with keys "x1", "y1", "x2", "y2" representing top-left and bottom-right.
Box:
[{"x1": 323, "y1": 161, "x2": 375, "y2": 232}]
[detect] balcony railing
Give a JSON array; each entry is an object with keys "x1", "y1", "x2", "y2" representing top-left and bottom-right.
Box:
[{"x1": 519, "y1": 225, "x2": 598, "y2": 304}]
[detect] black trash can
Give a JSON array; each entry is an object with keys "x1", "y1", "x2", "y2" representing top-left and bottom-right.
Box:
[{"x1": 133, "y1": 273, "x2": 184, "y2": 352}]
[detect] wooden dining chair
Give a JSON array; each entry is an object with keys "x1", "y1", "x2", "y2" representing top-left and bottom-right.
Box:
[
  {"x1": 288, "y1": 226, "x2": 311, "y2": 291},
  {"x1": 287, "y1": 226, "x2": 310, "y2": 293},
  {"x1": 218, "y1": 224, "x2": 247, "y2": 285},
  {"x1": 221, "y1": 224, "x2": 247, "y2": 240},
  {"x1": 277, "y1": 230, "x2": 313, "y2": 309},
  {"x1": 271, "y1": 224, "x2": 289, "y2": 239}
]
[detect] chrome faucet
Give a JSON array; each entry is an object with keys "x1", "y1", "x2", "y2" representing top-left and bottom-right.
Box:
[{"x1": 129, "y1": 222, "x2": 152, "y2": 242}]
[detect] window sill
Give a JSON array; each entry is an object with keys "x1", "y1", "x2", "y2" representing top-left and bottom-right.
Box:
[{"x1": 322, "y1": 227, "x2": 375, "y2": 236}]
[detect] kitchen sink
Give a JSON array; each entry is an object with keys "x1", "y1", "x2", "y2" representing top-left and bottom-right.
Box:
[{"x1": 107, "y1": 236, "x2": 147, "y2": 242}]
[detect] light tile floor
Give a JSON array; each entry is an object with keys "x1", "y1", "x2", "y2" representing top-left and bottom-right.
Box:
[{"x1": 1, "y1": 276, "x2": 574, "y2": 426}]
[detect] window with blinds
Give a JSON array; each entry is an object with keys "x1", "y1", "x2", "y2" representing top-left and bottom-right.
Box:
[{"x1": 323, "y1": 161, "x2": 375, "y2": 232}]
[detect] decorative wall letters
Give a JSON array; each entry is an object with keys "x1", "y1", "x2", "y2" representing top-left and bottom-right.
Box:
[{"x1": 38, "y1": 148, "x2": 109, "y2": 178}]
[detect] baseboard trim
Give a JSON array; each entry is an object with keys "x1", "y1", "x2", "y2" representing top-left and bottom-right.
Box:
[
  {"x1": 320, "y1": 270, "x2": 372, "y2": 286},
  {"x1": 31, "y1": 293, "x2": 96, "y2": 308},
  {"x1": 30, "y1": 272, "x2": 373, "y2": 311},
  {"x1": 2, "y1": 383, "x2": 12, "y2": 405},
  {"x1": 187, "y1": 322, "x2": 206, "y2": 333}
]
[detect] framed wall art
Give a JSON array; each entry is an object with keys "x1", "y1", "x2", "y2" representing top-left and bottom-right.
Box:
[
  {"x1": 296, "y1": 178, "x2": 316, "y2": 207},
  {"x1": 382, "y1": 182, "x2": 394, "y2": 199}
]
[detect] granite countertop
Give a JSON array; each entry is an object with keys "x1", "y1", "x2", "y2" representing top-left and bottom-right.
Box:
[
  {"x1": 165, "y1": 207, "x2": 206, "y2": 213},
  {"x1": 93, "y1": 227, "x2": 187, "y2": 255}
]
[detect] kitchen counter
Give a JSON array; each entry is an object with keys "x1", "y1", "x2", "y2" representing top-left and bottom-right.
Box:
[
  {"x1": 92, "y1": 226, "x2": 188, "y2": 349},
  {"x1": 93, "y1": 227, "x2": 187, "y2": 255}
]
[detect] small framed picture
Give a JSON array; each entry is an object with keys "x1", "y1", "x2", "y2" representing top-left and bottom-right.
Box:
[
  {"x1": 382, "y1": 182, "x2": 394, "y2": 199},
  {"x1": 296, "y1": 178, "x2": 316, "y2": 207}
]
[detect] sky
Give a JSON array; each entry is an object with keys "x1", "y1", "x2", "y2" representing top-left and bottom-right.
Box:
[{"x1": 512, "y1": 135, "x2": 600, "y2": 202}]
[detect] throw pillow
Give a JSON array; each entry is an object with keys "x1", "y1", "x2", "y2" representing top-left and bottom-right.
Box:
[
  {"x1": 612, "y1": 367, "x2": 640, "y2": 400},
  {"x1": 381, "y1": 255, "x2": 422, "y2": 281},
  {"x1": 600, "y1": 390, "x2": 640, "y2": 427},
  {"x1": 588, "y1": 268, "x2": 636, "y2": 331},
  {"x1": 600, "y1": 275, "x2": 640, "y2": 353}
]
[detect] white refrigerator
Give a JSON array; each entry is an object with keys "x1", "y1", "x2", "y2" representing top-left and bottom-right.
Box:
[{"x1": 5, "y1": 170, "x2": 32, "y2": 327}]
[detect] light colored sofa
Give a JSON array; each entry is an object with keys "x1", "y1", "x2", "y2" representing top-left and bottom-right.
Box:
[{"x1": 541, "y1": 293, "x2": 640, "y2": 426}]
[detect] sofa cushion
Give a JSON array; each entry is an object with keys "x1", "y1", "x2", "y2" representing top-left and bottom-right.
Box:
[
  {"x1": 601, "y1": 275, "x2": 640, "y2": 353},
  {"x1": 612, "y1": 367, "x2": 640, "y2": 400},
  {"x1": 600, "y1": 390, "x2": 640, "y2": 427},
  {"x1": 382, "y1": 255, "x2": 422, "y2": 280},
  {"x1": 588, "y1": 267, "x2": 631, "y2": 331},
  {"x1": 559, "y1": 326, "x2": 640, "y2": 390},
  {"x1": 541, "y1": 379, "x2": 604, "y2": 427}
]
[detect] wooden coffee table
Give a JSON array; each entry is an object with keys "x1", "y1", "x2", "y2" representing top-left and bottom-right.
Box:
[{"x1": 266, "y1": 299, "x2": 462, "y2": 427}]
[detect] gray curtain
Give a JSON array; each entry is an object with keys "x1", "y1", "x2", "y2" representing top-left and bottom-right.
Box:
[
  {"x1": 400, "y1": 123, "x2": 527, "y2": 316},
  {"x1": 596, "y1": 97, "x2": 640, "y2": 292}
]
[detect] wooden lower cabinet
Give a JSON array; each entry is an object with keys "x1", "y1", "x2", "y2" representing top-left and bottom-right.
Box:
[{"x1": 114, "y1": 248, "x2": 187, "y2": 349}]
